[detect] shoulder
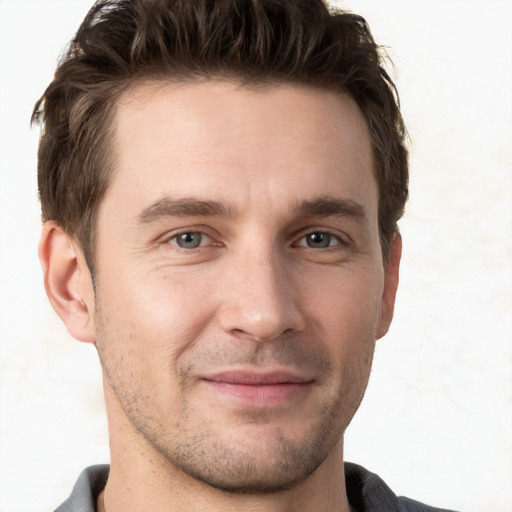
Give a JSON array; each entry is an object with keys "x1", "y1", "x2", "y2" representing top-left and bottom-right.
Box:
[
  {"x1": 53, "y1": 465, "x2": 109, "y2": 512},
  {"x1": 397, "y1": 496, "x2": 461, "y2": 512},
  {"x1": 344, "y1": 462, "x2": 462, "y2": 512}
]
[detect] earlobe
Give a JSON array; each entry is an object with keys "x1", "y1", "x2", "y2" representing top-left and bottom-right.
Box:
[
  {"x1": 377, "y1": 233, "x2": 402, "y2": 340},
  {"x1": 39, "y1": 222, "x2": 96, "y2": 343}
]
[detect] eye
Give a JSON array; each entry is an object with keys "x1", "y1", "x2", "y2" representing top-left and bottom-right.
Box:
[
  {"x1": 297, "y1": 232, "x2": 341, "y2": 249},
  {"x1": 169, "y1": 232, "x2": 212, "y2": 249}
]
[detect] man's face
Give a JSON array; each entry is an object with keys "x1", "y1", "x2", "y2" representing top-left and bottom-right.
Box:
[{"x1": 90, "y1": 81, "x2": 398, "y2": 492}]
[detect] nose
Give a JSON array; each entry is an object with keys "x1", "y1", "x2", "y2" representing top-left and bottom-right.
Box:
[{"x1": 217, "y1": 246, "x2": 306, "y2": 342}]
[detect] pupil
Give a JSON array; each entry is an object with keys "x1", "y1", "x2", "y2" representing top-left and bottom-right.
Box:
[{"x1": 308, "y1": 232, "x2": 330, "y2": 248}]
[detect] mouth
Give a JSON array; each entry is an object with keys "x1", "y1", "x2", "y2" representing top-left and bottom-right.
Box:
[{"x1": 201, "y1": 370, "x2": 313, "y2": 406}]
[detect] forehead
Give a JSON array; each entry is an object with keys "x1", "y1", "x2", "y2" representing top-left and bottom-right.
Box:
[{"x1": 106, "y1": 80, "x2": 376, "y2": 220}]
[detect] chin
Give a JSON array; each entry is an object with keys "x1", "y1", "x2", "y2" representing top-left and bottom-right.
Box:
[
  {"x1": 147, "y1": 420, "x2": 340, "y2": 495},
  {"x1": 174, "y1": 448, "x2": 326, "y2": 495}
]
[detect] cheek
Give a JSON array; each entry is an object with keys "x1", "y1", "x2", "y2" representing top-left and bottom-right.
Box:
[
  {"x1": 94, "y1": 271, "x2": 219, "y2": 416},
  {"x1": 306, "y1": 263, "x2": 384, "y2": 325},
  {"x1": 96, "y1": 266, "x2": 219, "y2": 364},
  {"x1": 304, "y1": 267, "x2": 383, "y2": 362}
]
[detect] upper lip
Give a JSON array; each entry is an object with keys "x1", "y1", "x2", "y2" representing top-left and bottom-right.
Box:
[{"x1": 202, "y1": 370, "x2": 313, "y2": 385}]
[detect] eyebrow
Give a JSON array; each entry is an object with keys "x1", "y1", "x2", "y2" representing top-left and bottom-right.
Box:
[
  {"x1": 136, "y1": 195, "x2": 368, "y2": 225},
  {"x1": 293, "y1": 196, "x2": 368, "y2": 223},
  {"x1": 137, "y1": 197, "x2": 237, "y2": 224}
]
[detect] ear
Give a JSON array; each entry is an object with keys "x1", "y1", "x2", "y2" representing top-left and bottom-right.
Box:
[
  {"x1": 39, "y1": 222, "x2": 96, "y2": 343},
  {"x1": 376, "y1": 232, "x2": 402, "y2": 340}
]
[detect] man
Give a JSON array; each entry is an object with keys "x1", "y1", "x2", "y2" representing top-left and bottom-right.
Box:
[{"x1": 32, "y1": 0, "x2": 459, "y2": 511}]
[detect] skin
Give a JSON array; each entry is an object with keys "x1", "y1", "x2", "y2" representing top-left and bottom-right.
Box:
[{"x1": 40, "y1": 81, "x2": 401, "y2": 512}]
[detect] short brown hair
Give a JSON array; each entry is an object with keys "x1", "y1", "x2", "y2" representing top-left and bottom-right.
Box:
[{"x1": 32, "y1": 0, "x2": 408, "y2": 270}]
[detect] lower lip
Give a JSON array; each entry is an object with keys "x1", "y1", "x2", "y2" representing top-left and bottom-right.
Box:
[{"x1": 203, "y1": 381, "x2": 310, "y2": 406}]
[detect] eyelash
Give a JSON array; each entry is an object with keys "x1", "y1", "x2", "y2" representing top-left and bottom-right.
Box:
[{"x1": 165, "y1": 229, "x2": 347, "y2": 251}]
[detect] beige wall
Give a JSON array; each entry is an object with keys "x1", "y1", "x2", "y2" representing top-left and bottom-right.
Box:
[{"x1": 0, "y1": 1, "x2": 510, "y2": 510}]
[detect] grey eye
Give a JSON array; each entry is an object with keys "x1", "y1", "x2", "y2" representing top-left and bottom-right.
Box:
[
  {"x1": 171, "y1": 232, "x2": 205, "y2": 249},
  {"x1": 306, "y1": 232, "x2": 331, "y2": 248},
  {"x1": 297, "y1": 232, "x2": 340, "y2": 248}
]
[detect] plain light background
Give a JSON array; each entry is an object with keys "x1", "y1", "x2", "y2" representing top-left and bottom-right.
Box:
[{"x1": 0, "y1": 1, "x2": 511, "y2": 511}]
